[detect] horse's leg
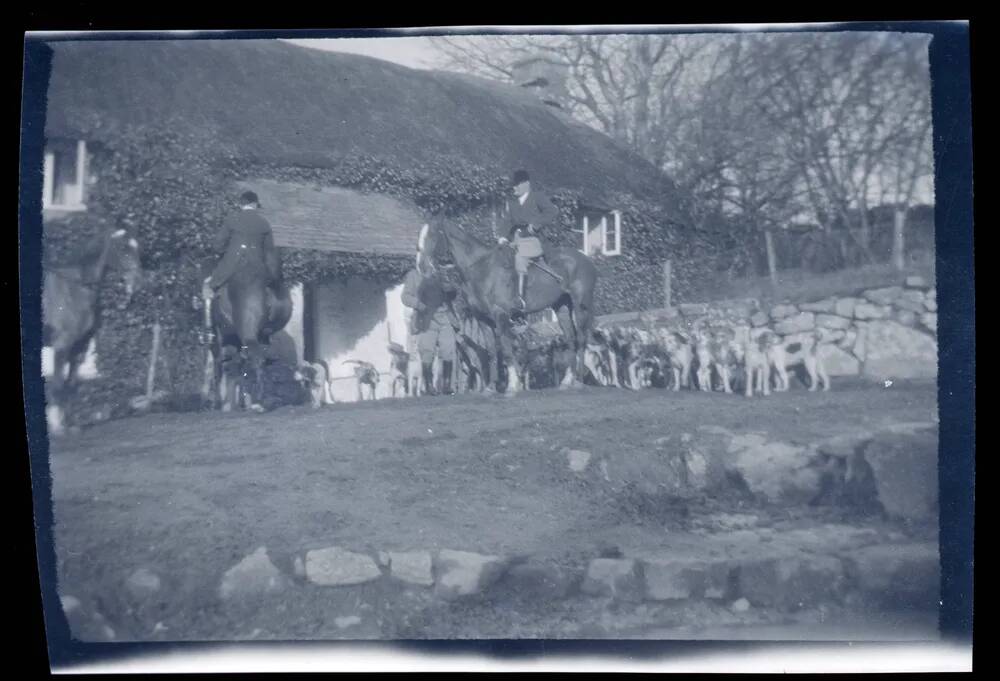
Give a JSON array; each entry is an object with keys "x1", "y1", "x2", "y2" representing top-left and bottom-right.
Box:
[
  {"x1": 493, "y1": 318, "x2": 523, "y2": 396},
  {"x1": 554, "y1": 304, "x2": 578, "y2": 390},
  {"x1": 571, "y1": 303, "x2": 595, "y2": 389}
]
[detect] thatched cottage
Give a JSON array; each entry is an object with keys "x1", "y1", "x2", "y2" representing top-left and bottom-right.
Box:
[{"x1": 41, "y1": 39, "x2": 687, "y2": 400}]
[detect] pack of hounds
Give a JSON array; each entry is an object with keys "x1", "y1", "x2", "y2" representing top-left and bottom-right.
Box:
[
  {"x1": 583, "y1": 321, "x2": 831, "y2": 396},
  {"x1": 291, "y1": 318, "x2": 830, "y2": 407}
]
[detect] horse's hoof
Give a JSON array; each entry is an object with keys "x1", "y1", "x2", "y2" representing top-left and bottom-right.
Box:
[{"x1": 221, "y1": 403, "x2": 233, "y2": 413}]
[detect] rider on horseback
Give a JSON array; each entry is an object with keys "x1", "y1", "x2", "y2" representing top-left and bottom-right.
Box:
[
  {"x1": 497, "y1": 170, "x2": 560, "y2": 312},
  {"x1": 202, "y1": 190, "x2": 281, "y2": 299}
]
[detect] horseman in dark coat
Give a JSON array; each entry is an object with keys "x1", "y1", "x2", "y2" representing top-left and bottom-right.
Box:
[
  {"x1": 202, "y1": 190, "x2": 281, "y2": 299},
  {"x1": 401, "y1": 224, "x2": 461, "y2": 396},
  {"x1": 497, "y1": 169, "x2": 560, "y2": 310}
]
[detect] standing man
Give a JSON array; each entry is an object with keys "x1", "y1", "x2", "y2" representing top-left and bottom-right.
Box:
[
  {"x1": 202, "y1": 190, "x2": 281, "y2": 299},
  {"x1": 401, "y1": 225, "x2": 460, "y2": 396},
  {"x1": 497, "y1": 169, "x2": 560, "y2": 310}
]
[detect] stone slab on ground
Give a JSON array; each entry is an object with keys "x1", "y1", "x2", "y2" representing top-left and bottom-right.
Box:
[
  {"x1": 434, "y1": 550, "x2": 507, "y2": 599},
  {"x1": 388, "y1": 551, "x2": 434, "y2": 586},
  {"x1": 220, "y1": 547, "x2": 287, "y2": 599},
  {"x1": 305, "y1": 547, "x2": 382, "y2": 586}
]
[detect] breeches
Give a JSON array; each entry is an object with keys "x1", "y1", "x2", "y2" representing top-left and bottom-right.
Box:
[
  {"x1": 514, "y1": 236, "x2": 543, "y2": 275},
  {"x1": 417, "y1": 320, "x2": 456, "y2": 363}
]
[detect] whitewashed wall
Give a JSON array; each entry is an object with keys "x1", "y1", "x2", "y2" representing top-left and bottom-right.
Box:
[
  {"x1": 286, "y1": 283, "x2": 305, "y2": 365},
  {"x1": 313, "y1": 279, "x2": 409, "y2": 402}
]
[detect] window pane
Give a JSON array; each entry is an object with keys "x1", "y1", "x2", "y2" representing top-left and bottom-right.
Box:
[{"x1": 49, "y1": 140, "x2": 80, "y2": 206}]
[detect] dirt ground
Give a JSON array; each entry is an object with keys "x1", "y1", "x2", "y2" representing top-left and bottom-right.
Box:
[{"x1": 46, "y1": 378, "x2": 939, "y2": 640}]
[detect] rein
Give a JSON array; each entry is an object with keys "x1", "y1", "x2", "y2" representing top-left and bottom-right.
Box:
[{"x1": 439, "y1": 225, "x2": 503, "y2": 271}]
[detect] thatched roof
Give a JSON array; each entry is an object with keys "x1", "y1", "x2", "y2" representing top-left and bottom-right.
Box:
[
  {"x1": 236, "y1": 178, "x2": 422, "y2": 255},
  {"x1": 43, "y1": 39, "x2": 679, "y2": 208}
]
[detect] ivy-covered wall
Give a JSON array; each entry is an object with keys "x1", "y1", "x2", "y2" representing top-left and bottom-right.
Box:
[{"x1": 42, "y1": 125, "x2": 716, "y2": 424}]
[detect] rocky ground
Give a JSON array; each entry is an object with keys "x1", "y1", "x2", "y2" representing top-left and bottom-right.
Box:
[{"x1": 46, "y1": 377, "x2": 940, "y2": 641}]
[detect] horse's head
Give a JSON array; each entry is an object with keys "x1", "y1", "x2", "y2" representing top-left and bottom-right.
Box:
[{"x1": 107, "y1": 229, "x2": 143, "y2": 305}]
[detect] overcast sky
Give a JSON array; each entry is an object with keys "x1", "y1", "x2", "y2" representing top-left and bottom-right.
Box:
[{"x1": 283, "y1": 38, "x2": 443, "y2": 70}]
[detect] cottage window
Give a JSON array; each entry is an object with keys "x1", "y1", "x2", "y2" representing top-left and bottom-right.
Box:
[
  {"x1": 580, "y1": 210, "x2": 622, "y2": 257},
  {"x1": 43, "y1": 139, "x2": 90, "y2": 211}
]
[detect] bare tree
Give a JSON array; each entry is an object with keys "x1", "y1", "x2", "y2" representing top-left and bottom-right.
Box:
[
  {"x1": 432, "y1": 31, "x2": 934, "y2": 275},
  {"x1": 433, "y1": 34, "x2": 712, "y2": 171},
  {"x1": 744, "y1": 33, "x2": 933, "y2": 266}
]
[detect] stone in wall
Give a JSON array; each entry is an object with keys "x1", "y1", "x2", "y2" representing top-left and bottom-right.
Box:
[
  {"x1": 800, "y1": 298, "x2": 838, "y2": 313},
  {"x1": 770, "y1": 304, "x2": 799, "y2": 320},
  {"x1": 863, "y1": 286, "x2": 904, "y2": 306},
  {"x1": 894, "y1": 309, "x2": 918, "y2": 327},
  {"x1": 838, "y1": 328, "x2": 858, "y2": 352},
  {"x1": 774, "y1": 312, "x2": 815, "y2": 335},
  {"x1": 835, "y1": 297, "x2": 862, "y2": 318},
  {"x1": 894, "y1": 290, "x2": 928, "y2": 313},
  {"x1": 854, "y1": 303, "x2": 891, "y2": 320},
  {"x1": 816, "y1": 327, "x2": 846, "y2": 344},
  {"x1": 816, "y1": 314, "x2": 852, "y2": 330},
  {"x1": 861, "y1": 320, "x2": 938, "y2": 380},
  {"x1": 920, "y1": 312, "x2": 937, "y2": 335}
]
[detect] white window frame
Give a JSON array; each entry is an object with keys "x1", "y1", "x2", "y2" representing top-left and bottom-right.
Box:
[
  {"x1": 603, "y1": 210, "x2": 622, "y2": 256},
  {"x1": 580, "y1": 210, "x2": 622, "y2": 257},
  {"x1": 43, "y1": 139, "x2": 89, "y2": 212}
]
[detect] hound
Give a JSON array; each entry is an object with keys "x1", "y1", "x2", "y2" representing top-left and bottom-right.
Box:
[
  {"x1": 343, "y1": 360, "x2": 380, "y2": 400},
  {"x1": 294, "y1": 360, "x2": 334, "y2": 408},
  {"x1": 709, "y1": 327, "x2": 743, "y2": 394},
  {"x1": 693, "y1": 328, "x2": 715, "y2": 392},
  {"x1": 743, "y1": 329, "x2": 773, "y2": 398},
  {"x1": 387, "y1": 343, "x2": 410, "y2": 398},
  {"x1": 654, "y1": 328, "x2": 694, "y2": 391},
  {"x1": 768, "y1": 330, "x2": 831, "y2": 392},
  {"x1": 585, "y1": 328, "x2": 618, "y2": 387}
]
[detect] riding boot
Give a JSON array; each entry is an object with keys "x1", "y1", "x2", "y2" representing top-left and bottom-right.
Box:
[
  {"x1": 422, "y1": 362, "x2": 437, "y2": 396},
  {"x1": 441, "y1": 361, "x2": 455, "y2": 395}
]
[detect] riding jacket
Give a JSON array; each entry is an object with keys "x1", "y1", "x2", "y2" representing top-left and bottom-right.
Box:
[
  {"x1": 207, "y1": 208, "x2": 280, "y2": 288},
  {"x1": 499, "y1": 191, "x2": 559, "y2": 242}
]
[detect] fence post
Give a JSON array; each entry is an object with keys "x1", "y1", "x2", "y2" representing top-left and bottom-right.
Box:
[
  {"x1": 892, "y1": 207, "x2": 906, "y2": 271},
  {"x1": 146, "y1": 321, "x2": 161, "y2": 399},
  {"x1": 662, "y1": 260, "x2": 672, "y2": 309},
  {"x1": 764, "y1": 229, "x2": 779, "y2": 288}
]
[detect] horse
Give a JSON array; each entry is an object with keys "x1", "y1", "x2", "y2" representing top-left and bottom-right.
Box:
[
  {"x1": 417, "y1": 219, "x2": 598, "y2": 395},
  {"x1": 204, "y1": 250, "x2": 292, "y2": 412},
  {"x1": 42, "y1": 227, "x2": 142, "y2": 435}
]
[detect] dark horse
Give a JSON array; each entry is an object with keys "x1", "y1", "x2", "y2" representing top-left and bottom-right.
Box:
[
  {"x1": 418, "y1": 219, "x2": 598, "y2": 394},
  {"x1": 204, "y1": 250, "x2": 292, "y2": 412},
  {"x1": 42, "y1": 228, "x2": 142, "y2": 435}
]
